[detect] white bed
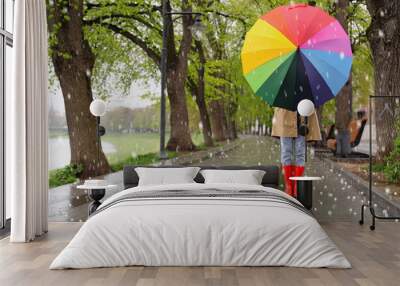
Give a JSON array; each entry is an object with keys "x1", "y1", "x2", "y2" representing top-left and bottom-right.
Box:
[{"x1": 50, "y1": 183, "x2": 350, "y2": 269}]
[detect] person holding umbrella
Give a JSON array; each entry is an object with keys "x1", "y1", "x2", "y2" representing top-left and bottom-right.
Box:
[
  {"x1": 271, "y1": 103, "x2": 321, "y2": 197},
  {"x1": 240, "y1": 4, "x2": 353, "y2": 197}
]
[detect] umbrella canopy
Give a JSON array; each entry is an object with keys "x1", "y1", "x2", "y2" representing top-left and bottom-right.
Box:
[{"x1": 241, "y1": 3, "x2": 352, "y2": 111}]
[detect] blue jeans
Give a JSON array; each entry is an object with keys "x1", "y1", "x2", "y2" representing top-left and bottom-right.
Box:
[{"x1": 280, "y1": 136, "x2": 305, "y2": 166}]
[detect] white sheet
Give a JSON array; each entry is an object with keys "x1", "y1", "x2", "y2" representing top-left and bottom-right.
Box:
[{"x1": 50, "y1": 183, "x2": 351, "y2": 269}]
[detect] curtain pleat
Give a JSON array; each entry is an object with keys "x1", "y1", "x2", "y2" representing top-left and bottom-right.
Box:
[{"x1": 10, "y1": 0, "x2": 48, "y2": 242}]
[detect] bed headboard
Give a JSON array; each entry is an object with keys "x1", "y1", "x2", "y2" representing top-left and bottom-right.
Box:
[{"x1": 123, "y1": 165, "x2": 280, "y2": 189}]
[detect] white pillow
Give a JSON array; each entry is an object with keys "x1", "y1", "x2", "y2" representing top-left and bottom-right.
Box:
[
  {"x1": 135, "y1": 167, "x2": 201, "y2": 186},
  {"x1": 200, "y1": 169, "x2": 266, "y2": 185}
]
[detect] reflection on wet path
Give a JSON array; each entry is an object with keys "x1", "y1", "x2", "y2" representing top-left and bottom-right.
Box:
[
  {"x1": 196, "y1": 137, "x2": 369, "y2": 223},
  {"x1": 48, "y1": 171, "x2": 124, "y2": 221}
]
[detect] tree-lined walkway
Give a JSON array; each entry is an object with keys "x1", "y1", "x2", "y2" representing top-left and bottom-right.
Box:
[{"x1": 48, "y1": 135, "x2": 393, "y2": 224}]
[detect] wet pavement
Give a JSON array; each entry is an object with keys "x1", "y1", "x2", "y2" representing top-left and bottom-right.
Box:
[
  {"x1": 196, "y1": 136, "x2": 372, "y2": 223},
  {"x1": 48, "y1": 171, "x2": 124, "y2": 222},
  {"x1": 49, "y1": 136, "x2": 390, "y2": 224}
]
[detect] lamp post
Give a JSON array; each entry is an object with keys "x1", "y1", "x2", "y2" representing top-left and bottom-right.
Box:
[
  {"x1": 297, "y1": 99, "x2": 315, "y2": 163},
  {"x1": 89, "y1": 99, "x2": 107, "y2": 169},
  {"x1": 159, "y1": 0, "x2": 205, "y2": 159}
]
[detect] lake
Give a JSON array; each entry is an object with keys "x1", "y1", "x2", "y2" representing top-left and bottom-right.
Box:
[
  {"x1": 49, "y1": 136, "x2": 117, "y2": 170},
  {"x1": 49, "y1": 132, "x2": 204, "y2": 170}
]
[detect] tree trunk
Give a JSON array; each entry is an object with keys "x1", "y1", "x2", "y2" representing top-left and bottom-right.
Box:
[
  {"x1": 316, "y1": 105, "x2": 327, "y2": 147},
  {"x1": 226, "y1": 118, "x2": 237, "y2": 140},
  {"x1": 204, "y1": 8, "x2": 231, "y2": 142},
  {"x1": 209, "y1": 72, "x2": 229, "y2": 141},
  {"x1": 248, "y1": 120, "x2": 252, "y2": 134},
  {"x1": 194, "y1": 80, "x2": 213, "y2": 147},
  {"x1": 367, "y1": 0, "x2": 400, "y2": 161},
  {"x1": 209, "y1": 100, "x2": 227, "y2": 141},
  {"x1": 48, "y1": 0, "x2": 110, "y2": 178},
  {"x1": 166, "y1": 71, "x2": 196, "y2": 151},
  {"x1": 264, "y1": 123, "x2": 269, "y2": 136},
  {"x1": 194, "y1": 41, "x2": 213, "y2": 146},
  {"x1": 165, "y1": 0, "x2": 195, "y2": 151},
  {"x1": 246, "y1": 119, "x2": 252, "y2": 134},
  {"x1": 232, "y1": 120, "x2": 238, "y2": 138},
  {"x1": 225, "y1": 92, "x2": 239, "y2": 140},
  {"x1": 334, "y1": 0, "x2": 353, "y2": 157},
  {"x1": 187, "y1": 74, "x2": 213, "y2": 147},
  {"x1": 257, "y1": 118, "x2": 262, "y2": 136}
]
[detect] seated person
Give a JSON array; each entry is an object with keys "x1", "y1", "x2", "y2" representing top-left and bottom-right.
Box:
[{"x1": 327, "y1": 110, "x2": 367, "y2": 153}]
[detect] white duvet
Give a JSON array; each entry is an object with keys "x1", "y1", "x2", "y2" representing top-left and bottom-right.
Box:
[{"x1": 50, "y1": 183, "x2": 351, "y2": 269}]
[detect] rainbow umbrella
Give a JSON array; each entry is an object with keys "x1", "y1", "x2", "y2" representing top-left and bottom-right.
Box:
[{"x1": 241, "y1": 3, "x2": 352, "y2": 111}]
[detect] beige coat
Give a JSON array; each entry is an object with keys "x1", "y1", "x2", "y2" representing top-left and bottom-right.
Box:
[{"x1": 271, "y1": 107, "x2": 322, "y2": 141}]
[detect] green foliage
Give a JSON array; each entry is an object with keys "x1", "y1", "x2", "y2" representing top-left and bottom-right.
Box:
[
  {"x1": 110, "y1": 152, "x2": 176, "y2": 172},
  {"x1": 320, "y1": 99, "x2": 336, "y2": 128},
  {"x1": 348, "y1": 2, "x2": 373, "y2": 108},
  {"x1": 47, "y1": 0, "x2": 73, "y2": 59},
  {"x1": 371, "y1": 162, "x2": 385, "y2": 173},
  {"x1": 370, "y1": 120, "x2": 400, "y2": 184},
  {"x1": 85, "y1": 24, "x2": 155, "y2": 98},
  {"x1": 49, "y1": 164, "x2": 84, "y2": 188},
  {"x1": 83, "y1": 0, "x2": 163, "y2": 98},
  {"x1": 382, "y1": 135, "x2": 400, "y2": 183},
  {"x1": 352, "y1": 45, "x2": 374, "y2": 109}
]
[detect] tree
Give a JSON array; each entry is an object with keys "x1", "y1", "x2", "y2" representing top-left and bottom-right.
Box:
[
  {"x1": 333, "y1": 0, "x2": 353, "y2": 157},
  {"x1": 85, "y1": 0, "x2": 196, "y2": 151},
  {"x1": 198, "y1": 0, "x2": 249, "y2": 141},
  {"x1": 187, "y1": 41, "x2": 214, "y2": 146},
  {"x1": 46, "y1": 0, "x2": 111, "y2": 178},
  {"x1": 366, "y1": 0, "x2": 400, "y2": 161},
  {"x1": 205, "y1": 18, "x2": 230, "y2": 142},
  {"x1": 101, "y1": 107, "x2": 134, "y2": 132}
]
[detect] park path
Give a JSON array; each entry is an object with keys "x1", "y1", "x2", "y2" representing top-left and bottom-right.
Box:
[
  {"x1": 49, "y1": 135, "x2": 377, "y2": 223},
  {"x1": 195, "y1": 136, "x2": 368, "y2": 223}
]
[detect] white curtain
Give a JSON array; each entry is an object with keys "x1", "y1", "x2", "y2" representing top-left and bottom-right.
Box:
[{"x1": 10, "y1": 0, "x2": 48, "y2": 242}]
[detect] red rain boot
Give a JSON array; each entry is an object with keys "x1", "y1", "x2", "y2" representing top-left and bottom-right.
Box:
[
  {"x1": 293, "y1": 166, "x2": 305, "y2": 197},
  {"x1": 282, "y1": 165, "x2": 294, "y2": 196}
]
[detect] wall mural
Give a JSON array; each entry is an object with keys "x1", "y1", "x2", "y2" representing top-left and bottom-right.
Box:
[{"x1": 46, "y1": 0, "x2": 400, "y2": 227}]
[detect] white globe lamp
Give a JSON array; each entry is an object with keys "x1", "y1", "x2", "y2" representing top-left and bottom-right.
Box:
[
  {"x1": 297, "y1": 99, "x2": 315, "y2": 117},
  {"x1": 90, "y1": 99, "x2": 107, "y2": 117}
]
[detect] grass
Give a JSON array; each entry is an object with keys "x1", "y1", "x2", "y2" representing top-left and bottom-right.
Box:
[
  {"x1": 104, "y1": 132, "x2": 204, "y2": 164},
  {"x1": 49, "y1": 164, "x2": 83, "y2": 188},
  {"x1": 371, "y1": 163, "x2": 385, "y2": 172},
  {"x1": 109, "y1": 151, "x2": 177, "y2": 172}
]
